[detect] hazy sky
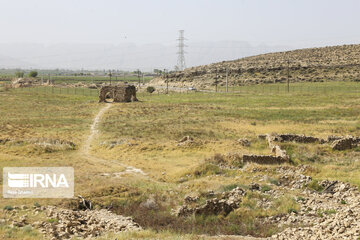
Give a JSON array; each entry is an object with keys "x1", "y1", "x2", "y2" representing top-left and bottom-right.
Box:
[
  {"x1": 1, "y1": 0, "x2": 360, "y2": 46},
  {"x1": 1, "y1": 0, "x2": 360, "y2": 70}
]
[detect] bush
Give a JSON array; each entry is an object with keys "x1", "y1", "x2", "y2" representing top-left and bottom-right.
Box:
[
  {"x1": 221, "y1": 183, "x2": 240, "y2": 192},
  {"x1": 28, "y1": 71, "x2": 38, "y2": 78},
  {"x1": 193, "y1": 163, "x2": 222, "y2": 177},
  {"x1": 147, "y1": 86, "x2": 155, "y2": 93},
  {"x1": 307, "y1": 180, "x2": 324, "y2": 192},
  {"x1": 261, "y1": 185, "x2": 272, "y2": 193},
  {"x1": 3, "y1": 205, "x2": 14, "y2": 211},
  {"x1": 15, "y1": 71, "x2": 24, "y2": 78}
]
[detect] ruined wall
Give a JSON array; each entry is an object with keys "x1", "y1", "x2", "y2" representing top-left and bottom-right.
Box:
[
  {"x1": 274, "y1": 134, "x2": 323, "y2": 143},
  {"x1": 242, "y1": 155, "x2": 287, "y2": 165},
  {"x1": 331, "y1": 137, "x2": 360, "y2": 150},
  {"x1": 98, "y1": 85, "x2": 138, "y2": 103}
]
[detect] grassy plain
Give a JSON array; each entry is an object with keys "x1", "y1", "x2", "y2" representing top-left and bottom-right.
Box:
[{"x1": 0, "y1": 81, "x2": 359, "y2": 239}]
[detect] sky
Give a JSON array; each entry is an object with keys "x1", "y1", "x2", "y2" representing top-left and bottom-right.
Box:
[{"x1": 0, "y1": 0, "x2": 360, "y2": 70}]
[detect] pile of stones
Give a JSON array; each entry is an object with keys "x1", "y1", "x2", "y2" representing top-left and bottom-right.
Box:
[
  {"x1": 175, "y1": 187, "x2": 246, "y2": 217},
  {"x1": 33, "y1": 206, "x2": 141, "y2": 239},
  {"x1": 331, "y1": 136, "x2": 360, "y2": 150},
  {"x1": 270, "y1": 181, "x2": 360, "y2": 240}
]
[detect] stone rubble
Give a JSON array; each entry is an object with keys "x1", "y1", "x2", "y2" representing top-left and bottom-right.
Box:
[
  {"x1": 265, "y1": 168, "x2": 360, "y2": 240},
  {"x1": 331, "y1": 136, "x2": 360, "y2": 150},
  {"x1": 237, "y1": 138, "x2": 251, "y2": 147},
  {"x1": 175, "y1": 187, "x2": 246, "y2": 217},
  {"x1": 273, "y1": 134, "x2": 324, "y2": 144},
  {"x1": 35, "y1": 206, "x2": 141, "y2": 239}
]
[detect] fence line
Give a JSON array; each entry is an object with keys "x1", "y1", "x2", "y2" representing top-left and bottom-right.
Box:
[{"x1": 14, "y1": 81, "x2": 360, "y2": 100}]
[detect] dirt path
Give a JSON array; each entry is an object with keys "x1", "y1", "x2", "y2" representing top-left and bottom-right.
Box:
[{"x1": 82, "y1": 103, "x2": 146, "y2": 176}]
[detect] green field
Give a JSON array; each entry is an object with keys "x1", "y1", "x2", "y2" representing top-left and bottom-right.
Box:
[{"x1": 0, "y1": 81, "x2": 359, "y2": 239}]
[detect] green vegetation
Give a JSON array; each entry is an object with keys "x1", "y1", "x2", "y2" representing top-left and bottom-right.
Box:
[
  {"x1": 28, "y1": 71, "x2": 38, "y2": 78},
  {"x1": 307, "y1": 180, "x2": 324, "y2": 192},
  {"x1": 14, "y1": 71, "x2": 24, "y2": 78},
  {"x1": 146, "y1": 86, "x2": 156, "y2": 93}
]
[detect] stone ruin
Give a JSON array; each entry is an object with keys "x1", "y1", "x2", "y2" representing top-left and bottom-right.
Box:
[
  {"x1": 331, "y1": 136, "x2": 360, "y2": 150},
  {"x1": 98, "y1": 85, "x2": 138, "y2": 103}
]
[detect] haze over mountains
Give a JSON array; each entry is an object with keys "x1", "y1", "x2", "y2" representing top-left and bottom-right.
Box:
[{"x1": 0, "y1": 41, "x2": 292, "y2": 71}]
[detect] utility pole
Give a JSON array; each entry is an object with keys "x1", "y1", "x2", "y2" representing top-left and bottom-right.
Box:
[
  {"x1": 226, "y1": 68, "x2": 229, "y2": 93},
  {"x1": 142, "y1": 73, "x2": 144, "y2": 85},
  {"x1": 164, "y1": 69, "x2": 169, "y2": 94},
  {"x1": 287, "y1": 59, "x2": 290, "y2": 93},
  {"x1": 137, "y1": 69, "x2": 141, "y2": 87},
  {"x1": 215, "y1": 69, "x2": 218, "y2": 92},
  {"x1": 176, "y1": 30, "x2": 187, "y2": 71},
  {"x1": 109, "y1": 70, "x2": 112, "y2": 85}
]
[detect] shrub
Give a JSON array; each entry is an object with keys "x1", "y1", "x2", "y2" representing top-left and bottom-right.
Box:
[
  {"x1": 147, "y1": 86, "x2": 155, "y2": 93},
  {"x1": 261, "y1": 185, "x2": 272, "y2": 193},
  {"x1": 221, "y1": 183, "x2": 240, "y2": 192},
  {"x1": 324, "y1": 209, "x2": 336, "y2": 215},
  {"x1": 193, "y1": 163, "x2": 222, "y2": 177},
  {"x1": 28, "y1": 71, "x2": 38, "y2": 78},
  {"x1": 288, "y1": 208, "x2": 298, "y2": 214},
  {"x1": 3, "y1": 205, "x2": 14, "y2": 211},
  {"x1": 15, "y1": 71, "x2": 24, "y2": 78},
  {"x1": 47, "y1": 218, "x2": 59, "y2": 223},
  {"x1": 307, "y1": 180, "x2": 324, "y2": 192},
  {"x1": 269, "y1": 178, "x2": 280, "y2": 186}
]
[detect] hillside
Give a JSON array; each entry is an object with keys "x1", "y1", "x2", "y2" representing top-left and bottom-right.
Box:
[{"x1": 151, "y1": 44, "x2": 360, "y2": 89}]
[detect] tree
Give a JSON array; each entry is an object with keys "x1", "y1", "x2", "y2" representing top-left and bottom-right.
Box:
[
  {"x1": 134, "y1": 69, "x2": 141, "y2": 75},
  {"x1": 28, "y1": 71, "x2": 38, "y2": 78},
  {"x1": 146, "y1": 86, "x2": 155, "y2": 94},
  {"x1": 153, "y1": 69, "x2": 163, "y2": 76},
  {"x1": 15, "y1": 71, "x2": 24, "y2": 78}
]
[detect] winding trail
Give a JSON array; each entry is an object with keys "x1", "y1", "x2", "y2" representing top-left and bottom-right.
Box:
[{"x1": 82, "y1": 103, "x2": 146, "y2": 176}]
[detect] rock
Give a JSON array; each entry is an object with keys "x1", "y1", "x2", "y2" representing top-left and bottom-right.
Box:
[
  {"x1": 250, "y1": 183, "x2": 260, "y2": 191},
  {"x1": 140, "y1": 198, "x2": 159, "y2": 210},
  {"x1": 184, "y1": 195, "x2": 199, "y2": 203},
  {"x1": 237, "y1": 138, "x2": 251, "y2": 147},
  {"x1": 176, "y1": 187, "x2": 245, "y2": 217}
]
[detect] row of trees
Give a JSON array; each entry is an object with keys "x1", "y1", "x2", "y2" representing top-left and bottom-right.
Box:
[{"x1": 15, "y1": 71, "x2": 38, "y2": 78}]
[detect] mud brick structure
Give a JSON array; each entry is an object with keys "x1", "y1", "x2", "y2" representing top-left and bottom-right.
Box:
[{"x1": 98, "y1": 85, "x2": 138, "y2": 103}]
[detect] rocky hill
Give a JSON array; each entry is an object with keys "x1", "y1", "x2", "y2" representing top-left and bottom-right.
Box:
[{"x1": 151, "y1": 44, "x2": 360, "y2": 89}]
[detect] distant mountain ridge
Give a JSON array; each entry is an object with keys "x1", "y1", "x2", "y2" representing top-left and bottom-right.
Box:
[
  {"x1": 0, "y1": 41, "x2": 290, "y2": 70},
  {"x1": 151, "y1": 44, "x2": 360, "y2": 88}
]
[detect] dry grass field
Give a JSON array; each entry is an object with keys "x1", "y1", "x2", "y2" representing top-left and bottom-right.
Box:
[{"x1": 0, "y1": 81, "x2": 359, "y2": 239}]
